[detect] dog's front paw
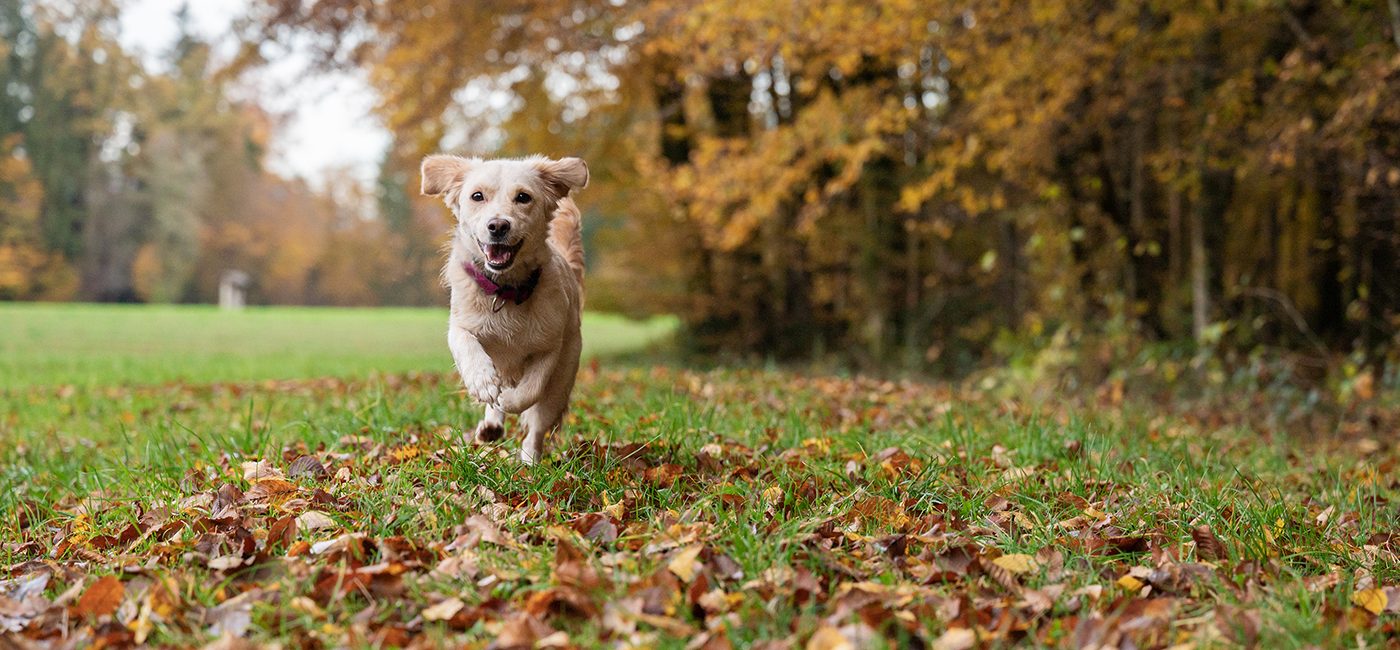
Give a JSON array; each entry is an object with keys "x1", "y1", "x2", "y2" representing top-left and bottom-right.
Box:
[
  {"x1": 474, "y1": 420, "x2": 505, "y2": 443},
  {"x1": 463, "y1": 369, "x2": 503, "y2": 405}
]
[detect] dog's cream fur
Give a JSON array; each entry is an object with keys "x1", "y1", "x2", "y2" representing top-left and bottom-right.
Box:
[{"x1": 421, "y1": 154, "x2": 588, "y2": 464}]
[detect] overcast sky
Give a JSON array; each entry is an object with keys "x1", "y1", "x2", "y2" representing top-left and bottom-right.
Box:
[{"x1": 119, "y1": 0, "x2": 390, "y2": 188}]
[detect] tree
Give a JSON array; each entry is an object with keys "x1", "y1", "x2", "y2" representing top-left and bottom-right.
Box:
[{"x1": 245, "y1": 0, "x2": 1400, "y2": 370}]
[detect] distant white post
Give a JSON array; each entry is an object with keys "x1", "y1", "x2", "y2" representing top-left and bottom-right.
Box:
[{"x1": 219, "y1": 270, "x2": 249, "y2": 310}]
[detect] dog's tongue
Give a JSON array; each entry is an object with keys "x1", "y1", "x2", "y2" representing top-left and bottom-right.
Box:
[{"x1": 485, "y1": 244, "x2": 515, "y2": 266}]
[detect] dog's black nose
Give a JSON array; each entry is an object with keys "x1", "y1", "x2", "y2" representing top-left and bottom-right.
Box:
[{"x1": 486, "y1": 219, "x2": 510, "y2": 237}]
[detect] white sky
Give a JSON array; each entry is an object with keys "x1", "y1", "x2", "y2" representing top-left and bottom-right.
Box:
[{"x1": 118, "y1": 0, "x2": 390, "y2": 189}]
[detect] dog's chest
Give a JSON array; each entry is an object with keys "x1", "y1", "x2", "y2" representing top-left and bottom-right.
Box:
[{"x1": 451, "y1": 284, "x2": 566, "y2": 362}]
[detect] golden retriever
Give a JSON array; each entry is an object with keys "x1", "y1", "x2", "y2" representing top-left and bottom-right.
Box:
[{"x1": 421, "y1": 154, "x2": 587, "y2": 464}]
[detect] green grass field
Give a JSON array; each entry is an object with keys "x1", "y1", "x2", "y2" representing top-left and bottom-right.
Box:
[
  {"x1": 0, "y1": 303, "x2": 677, "y2": 389},
  {"x1": 1, "y1": 305, "x2": 1397, "y2": 648}
]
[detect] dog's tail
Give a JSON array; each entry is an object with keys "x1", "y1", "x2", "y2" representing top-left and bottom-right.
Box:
[{"x1": 550, "y1": 196, "x2": 585, "y2": 289}]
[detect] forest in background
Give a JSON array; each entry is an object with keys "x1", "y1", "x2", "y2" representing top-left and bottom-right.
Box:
[
  {"x1": 0, "y1": 1, "x2": 447, "y2": 308},
  {"x1": 4, "y1": 0, "x2": 1400, "y2": 383}
]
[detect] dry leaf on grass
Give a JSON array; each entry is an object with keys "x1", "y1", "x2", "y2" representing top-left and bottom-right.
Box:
[
  {"x1": 991, "y1": 553, "x2": 1038, "y2": 574},
  {"x1": 296, "y1": 510, "x2": 336, "y2": 531},
  {"x1": 668, "y1": 545, "x2": 705, "y2": 583},
  {"x1": 71, "y1": 575, "x2": 123, "y2": 619},
  {"x1": 422, "y1": 597, "x2": 466, "y2": 622}
]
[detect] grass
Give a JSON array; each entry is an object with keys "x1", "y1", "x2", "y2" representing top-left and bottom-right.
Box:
[
  {"x1": 0, "y1": 302, "x2": 677, "y2": 388},
  {"x1": 1, "y1": 305, "x2": 1397, "y2": 647}
]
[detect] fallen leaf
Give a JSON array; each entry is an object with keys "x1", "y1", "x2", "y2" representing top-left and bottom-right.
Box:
[
  {"x1": 241, "y1": 460, "x2": 284, "y2": 481},
  {"x1": 644, "y1": 463, "x2": 684, "y2": 486},
  {"x1": 296, "y1": 510, "x2": 336, "y2": 532},
  {"x1": 992, "y1": 553, "x2": 1038, "y2": 575},
  {"x1": 288, "y1": 455, "x2": 328, "y2": 480},
  {"x1": 1192, "y1": 525, "x2": 1228, "y2": 562},
  {"x1": 290, "y1": 596, "x2": 325, "y2": 619},
  {"x1": 246, "y1": 478, "x2": 297, "y2": 502},
  {"x1": 669, "y1": 545, "x2": 705, "y2": 583},
  {"x1": 208, "y1": 555, "x2": 248, "y2": 571},
  {"x1": 422, "y1": 597, "x2": 466, "y2": 622},
  {"x1": 0, "y1": 572, "x2": 51, "y2": 632},
  {"x1": 446, "y1": 515, "x2": 511, "y2": 550},
  {"x1": 806, "y1": 625, "x2": 852, "y2": 650},
  {"x1": 1352, "y1": 588, "x2": 1387, "y2": 615},
  {"x1": 553, "y1": 537, "x2": 606, "y2": 590},
  {"x1": 205, "y1": 589, "x2": 260, "y2": 638},
  {"x1": 72, "y1": 575, "x2": 124, "y2": 618},
  {"x1": 489, "y1": 613, "x2": 555, "y2": 650},
  {"x1": 933, "y1": 628, "x2": 976, "y2": 650}
]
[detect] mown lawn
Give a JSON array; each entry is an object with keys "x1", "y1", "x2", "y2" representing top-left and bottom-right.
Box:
[
  {"x1": 1, "y1": 308, "x2": 1398, "y2": 648},
  {"x1": 0, "y1": 303, "x2": 677, "y2": 389}
]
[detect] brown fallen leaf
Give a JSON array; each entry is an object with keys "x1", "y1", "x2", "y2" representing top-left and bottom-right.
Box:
[
  {"x1": 246, "y1": 478, "x2": 298, "y2": 502},
  {"x1": 525, "y1": 585, "x2": 598, "y2": 620},
  {"x1": 72, "y1": 575, "x2": 124, "y2": 619},
  {"x1": 488, "y1": 613, "x2": 556, "y2": 650},
  {"x1": 446, "y1": 514, "x2": 511, "y2": 551},
  {"x1": 644, "y1": 463, "x2": 684, "y2": 486},
  {"x1": 288, "y1": 455, "x2": 328, "y2": 480},
  {"x1": 553, "y1": 537, "x2": 606, "y2": 590},
  {"x1": 1191, "y1": 525, "x2": 1229, "y2": 562},
  {"x1": 573, "y1": 512, "x2": 619, "y2": 543},
  {"x1": 267, "y1": 515, "x2": 297, "y2": 551}
]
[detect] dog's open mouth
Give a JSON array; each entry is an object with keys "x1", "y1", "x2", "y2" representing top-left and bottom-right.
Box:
[{"x1": 479, "y1": 240, "x2": 522, "y2": 271}]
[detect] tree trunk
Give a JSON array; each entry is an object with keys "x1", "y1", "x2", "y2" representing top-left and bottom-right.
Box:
[
  {"x1": 1388, "y1": 0, "x2": 1400, "y2": 51},
  {"x1": 1190, "y1": 158, "x2": 1210, "y2": 343}
]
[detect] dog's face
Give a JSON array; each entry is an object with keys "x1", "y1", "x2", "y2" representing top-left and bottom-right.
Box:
[{"x1": 421, "y1": 155, "x2": 588, "y2": 273}]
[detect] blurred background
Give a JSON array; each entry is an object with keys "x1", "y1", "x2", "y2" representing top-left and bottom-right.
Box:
[{"x1": 2, "y1": 0, "x2": 1399, "y2": 395}]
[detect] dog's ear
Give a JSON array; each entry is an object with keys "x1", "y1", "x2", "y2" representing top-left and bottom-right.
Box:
[
  {"x1": 534, "y1": 157, "x2": 589, "y2": 199},
  {"x1": 420, "y1": 154, "x2": 475, "y2": 199}
]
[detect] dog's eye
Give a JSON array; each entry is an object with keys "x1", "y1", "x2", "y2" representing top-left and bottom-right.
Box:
[
  {"x1": 514, "y1": 192, "x2": 532, "y2": 204},
  {"x1": 470, "y1": 191, "x2": 485, "y2": 202}
]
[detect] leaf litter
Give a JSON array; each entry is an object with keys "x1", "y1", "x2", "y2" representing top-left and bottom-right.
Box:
[{"x1": 1, "y1": 367, "x2": 1398, "y2": 647}]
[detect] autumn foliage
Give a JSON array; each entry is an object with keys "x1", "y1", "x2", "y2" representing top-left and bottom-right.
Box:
[{"x1": 253, "y1": 0, "x2": 1400, "y2": 372}]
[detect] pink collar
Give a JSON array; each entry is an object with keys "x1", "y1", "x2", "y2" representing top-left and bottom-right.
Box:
[{"x1": 464, "y1": 261, "x2": 542, "y2": 312}]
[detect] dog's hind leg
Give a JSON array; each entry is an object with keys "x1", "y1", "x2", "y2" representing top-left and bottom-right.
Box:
[
  {"x1": 474, "y1": 406, "x2": 505, "y2": 443},
  {"x1": 519, "y1": 399, "x2": 563, "y2": 466},
  {"x1": 519, "y1": 349, "x2": 579, "y2": 465}
]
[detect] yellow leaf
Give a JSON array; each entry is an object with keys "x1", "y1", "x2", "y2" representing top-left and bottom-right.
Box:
[
  {"x1": 668, "y1": 545, "x2": 704, "y2": 582},
  {"x1": 422, "y1": 597, "x2": 465, "y2": 622},
  {"x1": 1352, "y1": 588, "x2": 1387, "y2": 615},
  {"x1": 992, "y1": 553, "x2": 1038, "y2": 575},
  {"x1": 290, "y1": 596, "x2": 325, "y2": 619},
  {"x1": 1116, "y1": 575, "x2": 1145, "y2": 591},
  {"x1": 806, "y1": 625, "x2": 853, "y2": 650},
  {"x1": 933, "y1": 627, "x2": 976, "y2": 650}
]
